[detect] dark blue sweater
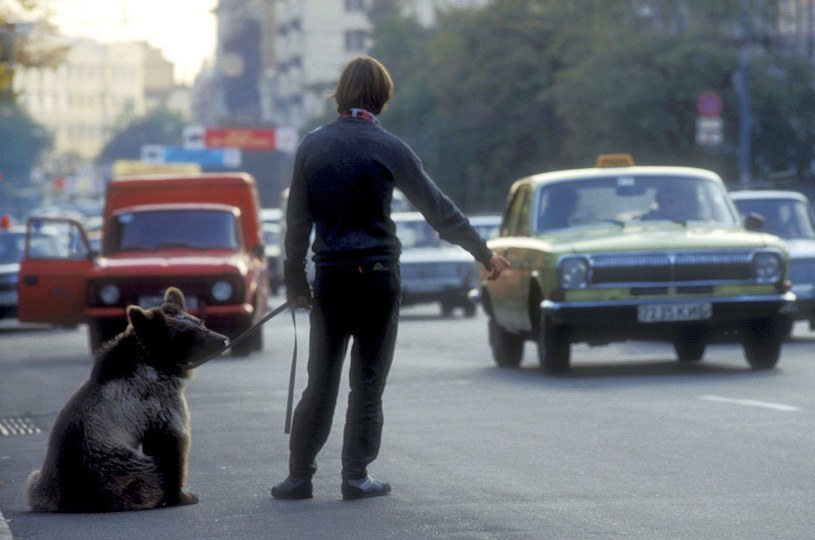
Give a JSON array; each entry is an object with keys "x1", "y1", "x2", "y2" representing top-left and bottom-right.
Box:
[{"x1": 284, "y1": 115, "x2": 493, "y2": 295}]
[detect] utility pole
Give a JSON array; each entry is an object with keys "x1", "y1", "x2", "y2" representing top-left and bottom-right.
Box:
[{"x1": 735, "y1": 1, "x2": 752, "y2": 187}]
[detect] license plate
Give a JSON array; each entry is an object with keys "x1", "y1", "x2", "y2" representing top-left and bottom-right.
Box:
[
  {"x1": 637, "y1": 302, "x2": 712, "y2": 323},
  {"x1": 138, "y1": 295, "x2": 198, "y2": 309}
]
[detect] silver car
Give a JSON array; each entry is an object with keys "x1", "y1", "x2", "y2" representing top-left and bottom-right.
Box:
[
  {"x1": 394, "y1": 212, "x2": 478, "y2": 317},
  {"x1": 731, "y1": 189, "x2": 815, "y2": 334}
]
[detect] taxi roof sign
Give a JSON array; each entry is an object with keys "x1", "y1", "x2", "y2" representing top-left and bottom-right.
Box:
[{"x1": 595, "y1": 153, "x2": 634, "y2": 168}]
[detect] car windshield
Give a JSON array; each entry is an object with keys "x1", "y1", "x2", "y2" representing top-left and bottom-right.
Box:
[
  {"x1": 535, "y1": 175, "x2": 738, "y2": 232},
  {"x1": 0, "y1": 232, "x2": 63, "y2": 263},
  {"x1": 395, "y1": 219, "x2": 444, "y2": 249},
  {"x1": 262, "y1": 223, "x2": 281, "y2": 245},
  {"x1": 109, "y1": 209, "x2": 240, "y2": 253},
  {"x1": 0, "y1": 233, "x2": 25, "y2": 264},
  {"x1": 733, "y1": 198, "x2": 815, "y2": 240}
]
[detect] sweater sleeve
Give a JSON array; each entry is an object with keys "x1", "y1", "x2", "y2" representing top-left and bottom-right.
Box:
[
  {"x1": 388, "y1": 138, "x2": 493, "y2": 265},
  {"x1": 283, "y1": 146, "x2": 314, "y2": 296}
]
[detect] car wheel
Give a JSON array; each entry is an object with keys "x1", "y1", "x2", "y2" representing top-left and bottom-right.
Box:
[
  {"x1": 488, "y1": 318, "x2": 523, "y2": 368},
  {"x1": 463, "y1": 302, "x2": 477, "y2": 318},
  {"x1": 743, "y1": 316, "x2": 783, "y2": 370},
  {"x1": 673, "y1": 328, "x2": 705, "y2": 363},
  {"x1": 538, "y1": 316, "x2": 570, "y2": 373}
]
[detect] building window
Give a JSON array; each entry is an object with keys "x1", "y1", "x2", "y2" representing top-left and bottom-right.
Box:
[
  {"x1": 345, "y1": 30, "x2": 368, "y2": 52},
  {"x1": 345, "y1": 0, "x2": 365, "y2": 12}
]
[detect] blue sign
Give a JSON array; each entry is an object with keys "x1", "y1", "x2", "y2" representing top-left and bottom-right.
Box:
[{"x1": 141, "y1": 145, "x2": 241, "y2": 168}]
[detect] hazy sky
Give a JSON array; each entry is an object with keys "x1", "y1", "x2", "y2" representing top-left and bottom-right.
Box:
[{"x1": 49, "y1": 0, "x2": 218, "y2": 84}]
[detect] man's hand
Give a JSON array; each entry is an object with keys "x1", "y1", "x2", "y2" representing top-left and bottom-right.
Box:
[
  {"x1": 485, "y1": 252, "x2": 511, "y2": 280},
  {"x1": 287, "y1": 292, "x2": 313, "y2": 309}
]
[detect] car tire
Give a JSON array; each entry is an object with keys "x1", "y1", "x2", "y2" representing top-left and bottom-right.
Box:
[
  {"x1": 488, "y1": 318, "x2": 523, "y2": 368},
  {"x1": 673, "y1": 327, "x2": 705, "y2": 363},
  {"x1": 538, "y1": 316, "x2": 570, "y2": 373},
  {"x1": 463, "y1": 302, "x2": 477, "y2": 318},
  {"x1": 743, "y1": 316, "x2": 783, "y2": 370},
  {"x1": 779, "y1": 316, "x2": 794, "y2": 338}
]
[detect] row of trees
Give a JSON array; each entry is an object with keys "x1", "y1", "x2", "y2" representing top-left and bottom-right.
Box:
[
  {"x1": 0, "y1": 0, "x2": 64, "y2": 209},
  {"x1": 364, "y1": 0, "x2": 815, "y2": 211}
]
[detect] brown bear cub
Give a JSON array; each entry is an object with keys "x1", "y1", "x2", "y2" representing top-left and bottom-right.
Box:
[{"x1": 26, "y1": 287, "x2": 228, "y2": 512}]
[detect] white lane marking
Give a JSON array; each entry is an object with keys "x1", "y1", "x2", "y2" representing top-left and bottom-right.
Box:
[{"x1": 697, "y1": 395, "x2": 801, "y2": 412}]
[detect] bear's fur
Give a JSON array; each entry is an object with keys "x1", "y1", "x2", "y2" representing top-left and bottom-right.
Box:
[{"x1": 26, "y1": 287, "x2": 228, "y2": 512}]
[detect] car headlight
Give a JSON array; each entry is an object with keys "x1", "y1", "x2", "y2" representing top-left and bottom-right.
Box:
[
  {"x1": 753, "y1": 251, "x2": 783, "y2": 283},
  {"x1": 212, "y1": 280, "x2": 233, "y2": 302},
  {"x1": 558, "y1": 257, "x2": 589, "y2": 289},
  {"x1": 99, "y1": 284, "x2": 120, "y2": 305}
]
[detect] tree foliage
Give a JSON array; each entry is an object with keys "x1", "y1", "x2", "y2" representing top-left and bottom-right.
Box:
[
  {"x1": 370, "y1": 0, "x2": 815, "y2": 211},
  {"x1": 0, "y1": 101, "x2": 49, "y2": 181},
  {"x1": 0, "y1": 0, "x2": 63, "y2": 196},
  {"x1": 97, "y1": 107, "x2": 187, "y2": 164}
]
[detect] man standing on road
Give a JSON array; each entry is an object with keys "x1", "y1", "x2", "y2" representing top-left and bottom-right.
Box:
[{"x1": 272, "y1": 56, "x2": 510, "y2": 501}]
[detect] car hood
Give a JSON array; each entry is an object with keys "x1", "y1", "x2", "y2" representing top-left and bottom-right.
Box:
[
  {"x1": 0, "y1": 262, "x2": 19, "y2": 276},
  {"x1": 400, "y1": 246, "x2": 474, "y2": 263},
  {"x1": 92, "y1": 252, "x2": 248, "y2": 275},
  {"x1": 491, "y1": 222, "x2": 787, "y2": 253}
]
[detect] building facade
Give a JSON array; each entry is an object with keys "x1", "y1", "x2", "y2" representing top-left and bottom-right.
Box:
[
  {"x1": 13, "y1": 35, "x2": 178, "y2": 161},
  {"x1": 272, "y1": 0, "x2": 372, "y2": 129}
]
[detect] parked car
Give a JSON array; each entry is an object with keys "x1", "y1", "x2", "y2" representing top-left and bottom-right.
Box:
[
  {"x1": 478, "y1": 155, "x2": 794, "y2": 373},
  {"x1": 261, "y1": 208, "x2": 284, "y2": 294},
  {"x1": 730, "y1": 190, "x2": 815, "y2": 335},
  {"x1": 469, "y1": 214, "x2": 502, "y2": 241},
  {"x1": 394, "y1": 212, "x2": 478, "y2": 317},
  {"x1": 0, "y1": 216, "x2": 63, "y2": 320}
]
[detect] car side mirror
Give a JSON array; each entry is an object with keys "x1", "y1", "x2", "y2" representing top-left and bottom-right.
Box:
[{"x1": 744, "y1": 212, "x2": 764, "y2": 232}]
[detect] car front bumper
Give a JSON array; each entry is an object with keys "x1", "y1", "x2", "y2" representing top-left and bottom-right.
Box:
[{"x1": 542, "y1": 292, "x2": 796, "y2": 341}]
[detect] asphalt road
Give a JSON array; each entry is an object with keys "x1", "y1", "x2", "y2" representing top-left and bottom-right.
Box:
[{"x1": 1, "y1": 299, "x2": 814, "y2": 539}]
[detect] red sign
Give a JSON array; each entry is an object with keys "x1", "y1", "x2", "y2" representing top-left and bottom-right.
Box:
[
  {"x1": 205, "y1": 128, "x2": 277, "y2": 151},
  {"x1": 697, "y1": 91, "x2": 723, "y2": 117}
]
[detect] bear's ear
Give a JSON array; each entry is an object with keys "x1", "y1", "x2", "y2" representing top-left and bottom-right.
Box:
[
  {"x1": 127, "y1": 305, "x2": 165, "y2": 334},
  {"x1": 163, "y1": 287, "x2": 186, "y2": 310}
]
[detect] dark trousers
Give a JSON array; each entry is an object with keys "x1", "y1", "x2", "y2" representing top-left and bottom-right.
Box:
[{"x1": 288, "y1": 263, "x2": 401, "y2": 480}]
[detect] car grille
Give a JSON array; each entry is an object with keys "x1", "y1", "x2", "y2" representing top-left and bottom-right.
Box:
[
  {"x1": 87, "y1": 276, "x2": 244, "y2": 307},
  {"x1": 587, "y1": 251, "x2": 757, "y2": 286}
]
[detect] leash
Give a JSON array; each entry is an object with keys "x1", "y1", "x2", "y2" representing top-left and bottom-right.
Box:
[
  {"x1": 189, "y1": 299, "x2": 293, "y2": 368},
  {"x1": 187, "y1": 299, "x2": 300, "y2": 433}
]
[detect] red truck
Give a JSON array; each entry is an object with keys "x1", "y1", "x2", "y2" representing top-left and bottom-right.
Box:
[{"x1": 18, "y1": 173, "x2": 269, "y2": 356}]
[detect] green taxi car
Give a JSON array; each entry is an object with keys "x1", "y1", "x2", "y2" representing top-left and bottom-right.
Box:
[{"x1": 479, "y1": 157, "x2": 795, "y2": 373}]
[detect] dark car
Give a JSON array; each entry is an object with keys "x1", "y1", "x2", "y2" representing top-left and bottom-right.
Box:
[{"x1": 730, "y1": 190, "x2": 815, "y2": 335}]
